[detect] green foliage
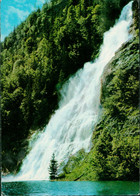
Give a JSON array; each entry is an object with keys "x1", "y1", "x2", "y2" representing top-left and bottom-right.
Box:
[{"x1": 62, "y1": 149, "x2": 86, "y2": 174}]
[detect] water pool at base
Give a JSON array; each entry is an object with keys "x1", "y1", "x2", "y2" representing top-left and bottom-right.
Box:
[{"x1": 2, "y1": 181, "x2": 139, "y2": 195}]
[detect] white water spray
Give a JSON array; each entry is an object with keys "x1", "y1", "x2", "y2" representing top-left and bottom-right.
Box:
[{"x1": 3, "y1": 2, "x2": 133, "y2": 181}]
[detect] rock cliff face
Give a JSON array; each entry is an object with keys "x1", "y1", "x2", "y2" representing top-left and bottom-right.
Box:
[
  {"x1": 58, "y1": 19, "x2": 139, "y2": 181},
  {"x1": 101, "y1": 35, "x2": 139, "y2": 108}
]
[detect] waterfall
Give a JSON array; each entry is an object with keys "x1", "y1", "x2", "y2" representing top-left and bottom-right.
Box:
[{"x1": 3, "y1": 1, "x2": 133, "y2": 181}]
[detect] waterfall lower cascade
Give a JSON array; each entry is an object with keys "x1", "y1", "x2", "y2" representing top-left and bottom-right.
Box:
[{"x1": 4, "y1": 2, "x2": 132, "y2": 181}]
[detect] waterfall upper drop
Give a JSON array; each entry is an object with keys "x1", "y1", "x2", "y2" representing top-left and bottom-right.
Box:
[{"x1": 7, "y1": 1, "x2": 133, "y2": 181}]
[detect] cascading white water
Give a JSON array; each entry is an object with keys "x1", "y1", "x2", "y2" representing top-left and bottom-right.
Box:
[{"x1": 3, "y1": 1, "x2": 133, "y2": 181}]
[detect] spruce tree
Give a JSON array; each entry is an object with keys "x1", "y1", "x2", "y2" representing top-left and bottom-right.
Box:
[{"x1": 49, "y1": 153, "x2": 58, "y2": 180}]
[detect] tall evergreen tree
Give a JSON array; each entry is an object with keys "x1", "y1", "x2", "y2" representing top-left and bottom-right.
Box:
[{"x1": 49, "y1": 153, "x2": 58, "y2": 180}]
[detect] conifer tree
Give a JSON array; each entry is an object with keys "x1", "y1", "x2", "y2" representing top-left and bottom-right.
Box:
[{"x1": 49, "y1": 153, "x2": 58, "y2": 180}]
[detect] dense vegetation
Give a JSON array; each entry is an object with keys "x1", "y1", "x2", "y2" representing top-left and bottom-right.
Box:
[
  {"x1": 1, "y1": 0, "x2": 134, "y2": 177},
  {"x1": 58, "y1": 1, "x2": 139, "y2": 181}
]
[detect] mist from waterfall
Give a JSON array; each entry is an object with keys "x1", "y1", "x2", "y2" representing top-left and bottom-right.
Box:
[{"x1": 3, "y1": 1, "x2": 133, "y2": 181}]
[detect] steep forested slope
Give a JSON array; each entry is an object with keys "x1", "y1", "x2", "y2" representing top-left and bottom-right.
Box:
[
  {"x1": 57, "y1": 0, "x2": 139, "y2": 181},
  {"x1": 1, "y1": 0, "x2": 131, "y2": 173}
]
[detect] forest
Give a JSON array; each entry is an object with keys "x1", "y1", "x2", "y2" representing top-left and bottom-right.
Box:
[{"x1": 1, "y1": 0, "x2": 139, "y2": 180}]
